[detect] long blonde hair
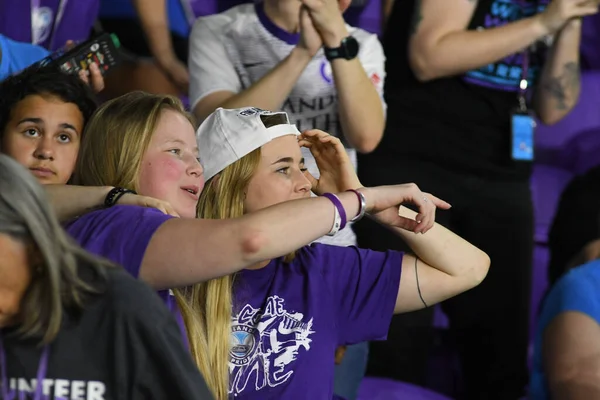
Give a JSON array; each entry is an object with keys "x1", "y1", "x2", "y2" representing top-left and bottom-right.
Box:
[
  {"x1": 176, "y1": 113, "x2": 296, "y2": 399},
  {"x1": 73, "y1": 91, "x2": 193, "y2": 189},
  {"x1": 175, "y1": 148, "x2": 262, "y2": 400}
]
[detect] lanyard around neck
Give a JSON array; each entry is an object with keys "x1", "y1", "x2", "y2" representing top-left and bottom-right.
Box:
[
  {"x1": 0, "y1": 332, "x2": 50, "y2": 400},
  {"x1": 30, "y1": 0, "x2": 69, "y2": 49},
  {"x1": 518, "y1": 49, "x2": 530, "y2": 112}
]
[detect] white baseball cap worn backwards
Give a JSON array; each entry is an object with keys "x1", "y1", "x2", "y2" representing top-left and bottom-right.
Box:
[{"x1": 196, "y1": 107, "x2": 301, "y2": 181}]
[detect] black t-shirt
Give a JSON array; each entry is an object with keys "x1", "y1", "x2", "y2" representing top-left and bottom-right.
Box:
[
  {"x1": 368, "y1": 0, "x2": 549, "y2": 180},
  {"x1": 0, "y1": 263, "x2": 213, "y2": 400}
]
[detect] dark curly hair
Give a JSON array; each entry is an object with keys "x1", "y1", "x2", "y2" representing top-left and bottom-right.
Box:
[{"x1": 0, "y1": 65, "x2": 98, "y2": 143}]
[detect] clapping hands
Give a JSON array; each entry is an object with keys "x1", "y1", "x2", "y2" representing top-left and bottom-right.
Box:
[{"x1": 297, "y1": 0, "x2": 352, "y2": 56}]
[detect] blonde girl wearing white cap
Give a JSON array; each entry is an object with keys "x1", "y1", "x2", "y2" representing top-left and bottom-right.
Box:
[{"x1": 178, "y1": 106, "x2": 490, "y2": 400}]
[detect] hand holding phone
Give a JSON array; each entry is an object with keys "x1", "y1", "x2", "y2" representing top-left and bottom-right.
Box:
[{"x1": 38, "y1": 32, "x2": 122, "y2": 77}]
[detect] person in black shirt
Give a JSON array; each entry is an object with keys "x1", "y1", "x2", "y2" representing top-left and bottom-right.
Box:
[
  {"x1": 0, "y1": 154, "x2": 213, "y2": 400},
  {"x1": 355, "y1": 0, "x2": 598, "y2": 399},
  {"x1": 548, "y1": 165, "x2": 600, "y2": 286}
]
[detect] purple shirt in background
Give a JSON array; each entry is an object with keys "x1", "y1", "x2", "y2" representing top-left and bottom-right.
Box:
[
  {"x1": 344, "y1": 0, "x2": 382, "y2": 36},
  {"x1": 0, "y1": 0, "x2": 98, "y2": 51},
  {"x1": 188, "y1": 0, "x2": 251, "y2": 17},
  {"x1": 229, "y1": 243, "x2": 402, "y2": 399},
  {"x1": 64, "y1": 205, "x2": 188, "y2": 342}
]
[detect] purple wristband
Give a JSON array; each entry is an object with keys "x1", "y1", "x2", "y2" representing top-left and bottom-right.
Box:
[{"x1": 322, "y1": 193, "x2": 347, "y2": 231}]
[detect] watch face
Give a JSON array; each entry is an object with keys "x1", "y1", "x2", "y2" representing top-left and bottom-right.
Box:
[{"x1": 342, "y1": 36, "x2": 360, "y2": 59}]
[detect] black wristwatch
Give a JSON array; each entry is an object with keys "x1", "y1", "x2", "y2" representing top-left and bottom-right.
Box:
[{"x1": 324, "y1": 36, "x2": 359, "y2": 61}]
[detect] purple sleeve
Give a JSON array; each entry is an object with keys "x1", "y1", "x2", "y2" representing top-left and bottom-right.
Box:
[
  {"x1": 65, "y1": 205, "x2": 174, "y2": 279},
  {"x1": 311, "y1": 244, "x2": 403, "y2": 345}
]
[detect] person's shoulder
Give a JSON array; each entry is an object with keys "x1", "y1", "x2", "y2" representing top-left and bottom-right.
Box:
[
  {"x1": 295, "y1": 243, "x2": 356, "y2": 266},
  {"x1": 544, "y1": 261, "x2": 600, "y2": 321},
  {"x1": 560, "y1": 260, "x2": 600, "y2": 289},
  {"x1": 66, "y1": 205, "x2": 171, "y2": 230},
  {"x1": 297, "y1": 242, "x2": 333, "y2": 258},
  {"x1": 102, "y1": 266, "x2": 170, "y2": 322},
  {"x1": 0, "y1": 34, "x2": 49, "y2": 79},
  {"x1": 65, "y1": 205, "x2": 173, "y2": 251}
]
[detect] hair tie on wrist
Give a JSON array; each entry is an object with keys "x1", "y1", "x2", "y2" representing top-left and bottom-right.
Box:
[
  {"x1": 322, "y1": 193, "x2": 347, "y2": 236},
  {"x1": 104, "y1": 187, "x2": 137, "y2": 208},
  {"x1": 346, "y1": 189, "x2": 366, "y2": 222}
]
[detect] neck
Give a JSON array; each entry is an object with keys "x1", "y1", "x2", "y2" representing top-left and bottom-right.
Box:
[
  {"x1": 246, "y1": 260, "x2": 270, "y2": 270},
  {"x1": 263, "y1": 0, "x2": 302, "y2": 33}
]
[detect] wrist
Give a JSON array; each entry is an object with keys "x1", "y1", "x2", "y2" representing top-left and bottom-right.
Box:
[
  {"x1": 102, "y1": 186, "x2": 115, "y2": 199},
  {"x1": 346, "y1": 189, "x2": 366, "y2": 222},
  {"x1": 290, "y1": 46, "x2": 314, "y2": 65},
  {"x1": 155, "y1": 51, "x2": 178, "y2": 71},
  {"x1": 531, "y1": 14, "x2": 553, "y2": 38},
  {"x1": 563, "y1": 18, "x2": 583, "y2": 32},
  {"x1": 104, "y1": 187, "x2": 137, "y2": 207},
  {"x1": 357, "y1": 187, "x2": 374, "y2": 212},
  {"x1": 322, "y1": 24, "x2": 349, "y2": 49}
]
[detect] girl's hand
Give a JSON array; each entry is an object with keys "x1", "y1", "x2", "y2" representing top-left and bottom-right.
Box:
[
  {"x1": 65, "y1": 40, "x2": 105, "y2": 93},
  {"x1": 298, "y1": 129, "x2": 362, "y2": 195},
  {"x1": 362, "y1": 185, "x2": 451, "y2": 234}
]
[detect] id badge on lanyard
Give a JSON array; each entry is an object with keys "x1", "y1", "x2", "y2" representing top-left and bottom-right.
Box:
[
  {"x1": 30, "y1": 0, "x2": 68, "y2": 49},
  {"x1": 511, "y1": 50, "x2": 536, "y2": 162}
]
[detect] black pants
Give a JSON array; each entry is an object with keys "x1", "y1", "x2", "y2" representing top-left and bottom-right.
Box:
[{"x1": 355, "y1": 156, "x2": 533, "y2": 400}]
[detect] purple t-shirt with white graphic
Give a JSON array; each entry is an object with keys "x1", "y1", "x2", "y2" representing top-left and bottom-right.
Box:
[
  {"x1": 64, "y1": 205, "x2": 188, "y2": 340},
  {"x1": 229, "y1": 243, "x2": 402, "y2": 399},
  {"x1": 0, "y1": 0, "x2": 98, "y2": 51}
]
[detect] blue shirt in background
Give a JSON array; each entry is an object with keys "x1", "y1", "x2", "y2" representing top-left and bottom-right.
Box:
[
  {"x1": 530, "y1": 259, "x2": 600, "y2": 399},
  {"x1": 0, "y1": 34, "x2": 50, "y2": 81}
]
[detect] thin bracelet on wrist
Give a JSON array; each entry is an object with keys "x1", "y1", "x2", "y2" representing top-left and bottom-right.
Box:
[
  {"x1": 104, "y1": 187, "x2": 137, "y2": 208},
  {"x1": 346, "y1": 189, "x2": 366, "y2": 222}
]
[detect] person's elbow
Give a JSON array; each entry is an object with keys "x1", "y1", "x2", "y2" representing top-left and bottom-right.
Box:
[
  {"x1": 408, "y1": 34, "x2": 453, "y2": 82},
  {"x1": 408, "y1": 45, "x2": 444, "y2": 82},
  {"x1": 462, "y1": 249, "x2": 491, "y2": 290},
  {"x1": 237, "y1": 224, "x2": 270, "y2": 265},
  {"x1": 535, "y1": 92, "x2": 581, "y2": 126},
  {"x1": 192, "y1": 91, "x2": 236, "y2": 123},
  {"x1": 354, "y1": 132, "x2": 383, "y2": 154},
  {"x1": 351, "y1": 119, "x2": 385, "y2": 154},
  {"x1": 537, "y1": 105, "x2": 577, "y2": 126},
  {"x1": 539, "y1": 113, "x2": 563, "y2": 126}
]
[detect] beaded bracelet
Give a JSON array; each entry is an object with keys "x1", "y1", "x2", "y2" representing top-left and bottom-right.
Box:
[{"x1": 104, "y1": 187, "x2": 137, "y2": 208}]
